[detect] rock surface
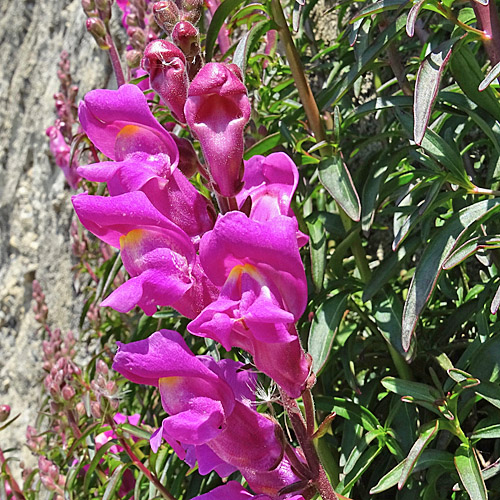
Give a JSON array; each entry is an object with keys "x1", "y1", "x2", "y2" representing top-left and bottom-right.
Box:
[{"x1": 0, "y1": 0, "x2": 111, "y2": 473}]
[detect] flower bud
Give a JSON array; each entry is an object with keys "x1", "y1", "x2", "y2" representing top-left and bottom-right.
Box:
[
  {"x1": 126, "y1": 13, "x2": 139, "y2": 26},
  {"x1": 95, "y1": 0, "x2": 112, "y2": 22},
  {"x1": 126, "y1": 49, "x2": 143, "y2": 68},
  {"x1": 172, "y1": 21, "x2": 199, "y2": 59},
  {"x1": 96, "y1": 359, "x2": 109, "y2": 375},
  {"x1": 0, "y1": 405, "x2": 10, "y2": 422},
  {"x1": 62, "y1": 385, "x2": 75, "y2": 401},
  {"x1": 142, "y1": 40, "x2": 189, "y2": 123},
  {"x1": 179, "y1": 0, "x2": 203, "y2": 24},
  {"x1": 81, "y1": 0, "x2": 96, "y2": 14},
  {"x1": 128, "y1": 26, "x2": 146, "y2": 50},
  {"x1": 76, "y1": 401, "x2": 86, "y2": 416},
  {"x1": 153, "y1": 1, "x2": 180, "y2": 34},
  {"x1": 90, "y1": 401, "x2": 102, "y2": 418},
  {"x1": 86, "y1": 18, "x2": 110, "y2": 50},
  {"x1": 185, "y1": 63, "x2": 251, "y2": 197}
]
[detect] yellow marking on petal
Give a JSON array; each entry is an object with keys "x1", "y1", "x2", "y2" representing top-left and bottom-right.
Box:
[
  {"x1": 159, "y1": 376, "x2": 181, "y2": 388},
  {"x1": 120, "y1": 229, "x2": 145, "y2": 249},
  {"x1": 117, "y1": 124, "x2": 143, "y2": 139}
]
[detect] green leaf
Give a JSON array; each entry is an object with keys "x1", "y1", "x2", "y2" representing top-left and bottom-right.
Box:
[
  {"x1": 406, "y1": 0, "x2": 427, "y2": 36},
  {"x1": 397, "y1": 110, "x2": 471, "y2": 187},
  {"x1": 306, "y1": 215, "x2": 327, "y2": 292},
  {"x1": 319, "y1": 15, "x2": 407, "y2": 108},
  {"x1": 479, "y1": 59, "x2": 500, "y2": 91},
  {"x1": 399, "y1": 420, "x2": 440, "y2": 489},
  {"x1": 402, "y1": 197, "x2": 500, "y2": 350},
  {"x1": 450, "y1": 43, "x2": 500, "y2": 123},
  {"x1": 84, "y1": 440, "x2": 116, "y2": 492},
  {"x1": 443, "y1": 235, "x2": 500, "y2": 269},
  {"x1": 342, "y1": 446, "x2": 383, "y2": 494},
  {"x1": 475, "y1": 380, "x2": 500, "y2": 409},
  {"x1": 318, "y1": 153, "x2": 361, "y2": 221},
  {"x1": 454, "y1": 444, "x2": 487, "y2": 500},
  {"x1": 414, "y1": 38, "x2": 456, "y2": 145},
  {"x1": 382, "y1": 377, "x2": 442, "y2": 402},
  {"x1": 308, "y1": 292, "x2": 349, "y2": 374},
  {"x1": 316, "y1": 396, "x2": 381, "y2": 432},
  {"x1": 244, "y1": 132, "x2": 282, "y2": 159},
  {"x1": 102, "y1": 464, "x2": 131, "y2": 500},
  {"x1": 233, "y1": 20, "x2": 274, "y2": 79},
  {"x1": 205, "y1": 0, "x2": 247, "y2": 61},
  {"x1": 373, "y1": 289, "x2": 414, "y2": 360},
  {"x1": 350, "y1": 0, "x2": 408, "y2": 23},
  {"x1": 471, "y1": 424, "x2": 500, "y2": 440},
  {"x1": 370, "y1": 449, "x2": 454, "y2": 493}
]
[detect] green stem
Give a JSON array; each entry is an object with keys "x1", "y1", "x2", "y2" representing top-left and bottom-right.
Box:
[
  {"x1": 107, "y1": 417, "x2": 176, "y2": 500},
  {"x1": 269, "y1": 0, "x2": 371, "y2": 284}
]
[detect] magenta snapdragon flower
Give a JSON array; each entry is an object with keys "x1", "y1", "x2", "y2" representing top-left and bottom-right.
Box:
[
  {"x1": 72, "y1": 191, "x2": 218, "y2": 317},
  {"x1": 142, "y1": 39, "x2": 189, "y2": 123},
  {"x1": 191, "y1": 481, "x2": 305, "y2": 500},
  {"x1": 113, "y1": 330, "x2": 285, "y2": 474},
  {"x1": 78, "y1": 84, "x2": 179, "y2": 165},
  {"x1": 185, "y1": 63, "x2": 251, "y2": 197},
  {"x1": 188, "y1": 212, "x2": 310, "y2": 397}
]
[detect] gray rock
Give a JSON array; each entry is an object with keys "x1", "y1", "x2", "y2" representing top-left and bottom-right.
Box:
[{"x1": 0, "y1": 0, "x2": 111, "y2": 475}]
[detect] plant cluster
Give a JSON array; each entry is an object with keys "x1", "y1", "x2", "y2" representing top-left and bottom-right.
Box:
[{"x1": 3, "y1": 0, "x2": 500, "y2": 498}]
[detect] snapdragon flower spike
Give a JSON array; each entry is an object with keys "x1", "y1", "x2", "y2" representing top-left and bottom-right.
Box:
[
  {"x1": 78, "y1": 83, "x2": 179, "y2": 166},
  {"x1": 46, "y1": 126, "x2": 80, "y2": 188},
  {"x1": 142, "y1": 40, "x2": 189, "y2": 123},
  {"x1": 185, "y1": 63, "x2": 251, "y2": 197},
  {"x1": 72, "y1": 191, "x2": 218, "y2": 317},
  {"x1": 113, "y1": 330, "x2": 285, "y2": 473},
  {"x1": 77, "y1": 151, "x2": 215, "y2": 238},
  {"x1": 188, "y1": 212, "x2": 310, "y2": 397}
]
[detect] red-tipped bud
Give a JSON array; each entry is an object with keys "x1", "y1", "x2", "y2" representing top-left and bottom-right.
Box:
[
  {"x1": 153, "y1": 1, "x2": 180, "y2": 34},
  {"x1": 86, "y1": 18, "x2": 109, "y2": 49},
  {"x1": 0, "y1": 405, "x2": 11, "y2": 422},
  {"x1": 90, "y1": 401, "x2": 101, "y2": 418},
  {"x1": 96, "y1": 359, "x2": 109, "y2": 375},
  {"x1": 171, "y1": 21, "x2": 199, "y2": 59},
  {"x1": 142, "y1": 40, "x2": 189, "y2": 122}
]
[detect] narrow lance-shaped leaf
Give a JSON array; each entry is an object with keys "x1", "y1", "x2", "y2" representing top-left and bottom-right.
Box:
[
  {"x1": 350, "y1": 0, "x2": 408, "y2": 24},
  {"x1": 402, "y1": 198, "x2": 500, "y2": 350},
  {"x1": 491, "y1": 282, "x2": 500, "y2": 314},
  {"x1": 398, "y1": 420, "x2": 440, "y2": 489},
  {"x1": 406, "y1": 0, "x2": 427, "y2": 36},
  {"x1": 308, "y1": 292, "x2": 349, "y2": 374},
  {"x1": 443, "y1": 235, "x2": 500, "y2": 269},
  {"x1": 479, "y1": 59, "x2": 500, "y2": 91},
  {"x1": 454, "y1": 444, "x2": 487, "y2": 500},
  {"x1": 414, "y1": 38, "x2": 456, "y2": 145},
  {"x1": 306, "y1": 216, "x2": 327, "y2": 293},
  {"x1": 319, "y1": 153, "x2": 361, "y2": 221},
  {"x1": 205, "y1": 0, "x2": 246, "y2": 61}
]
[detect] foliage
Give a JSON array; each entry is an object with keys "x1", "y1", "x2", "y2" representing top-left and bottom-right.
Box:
[{"x1": 3, "y1": 0, "x2": 500, "y2": 498}]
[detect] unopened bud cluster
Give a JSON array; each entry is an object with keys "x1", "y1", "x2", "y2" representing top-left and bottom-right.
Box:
[
  {"x1": 38, "y1": 456, "x2": 65, "y2": 498},
  {"x1": 32, "y1": 280, "x2": 49, "y2": 325},
  {"x1": 89, "y1": 359, "x2": 119, "y2": 418}
]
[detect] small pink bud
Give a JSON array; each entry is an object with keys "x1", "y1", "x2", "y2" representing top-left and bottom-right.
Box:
[
  {"x1": 171, "y1": 21, "x2": 199, "y2": 59},
  {"x1": 76, "y1": 402, "x2": 85, "y2": 416},
  {"x1": 153, "y1": 1, "x2": 180, "y2": 34},
  {"x1": 179, "y1": 0, "x2": 203, "y2": 24},
  {"x1": 90, "y1": 401, "x2": 102, "y2": 418},
  {"x1": 95, "y1": 0, "x2": 111, "y2": 22},
  {"x1": 86, "y1": 18, "x2": 109, "y2": 49},
  {"x1": 0, "y1": 405, "x2": 11, "y2": 422},
  {"x1": 142, "y1": 40, "x2": 189, "y2": 123},
  {"x1": 81, "y1": 0, "x2": 95, "y2": 14},
  {"x1": 96, "y1": 359, "x2": 108, "y2": 375},
  {"x1": 62, "y1": 385, "x2": 75, "y2": 401},
  {"x1": 126, "y1": 49, "x2": 142, "y2": 68},
  {"x1": 128, "y1": 27, "x2": 146, "y2": 49}
]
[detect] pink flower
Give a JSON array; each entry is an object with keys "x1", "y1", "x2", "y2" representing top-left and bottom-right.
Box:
[{"x1": 185, "y1": 63, "x2": 251, "y2": 197}]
